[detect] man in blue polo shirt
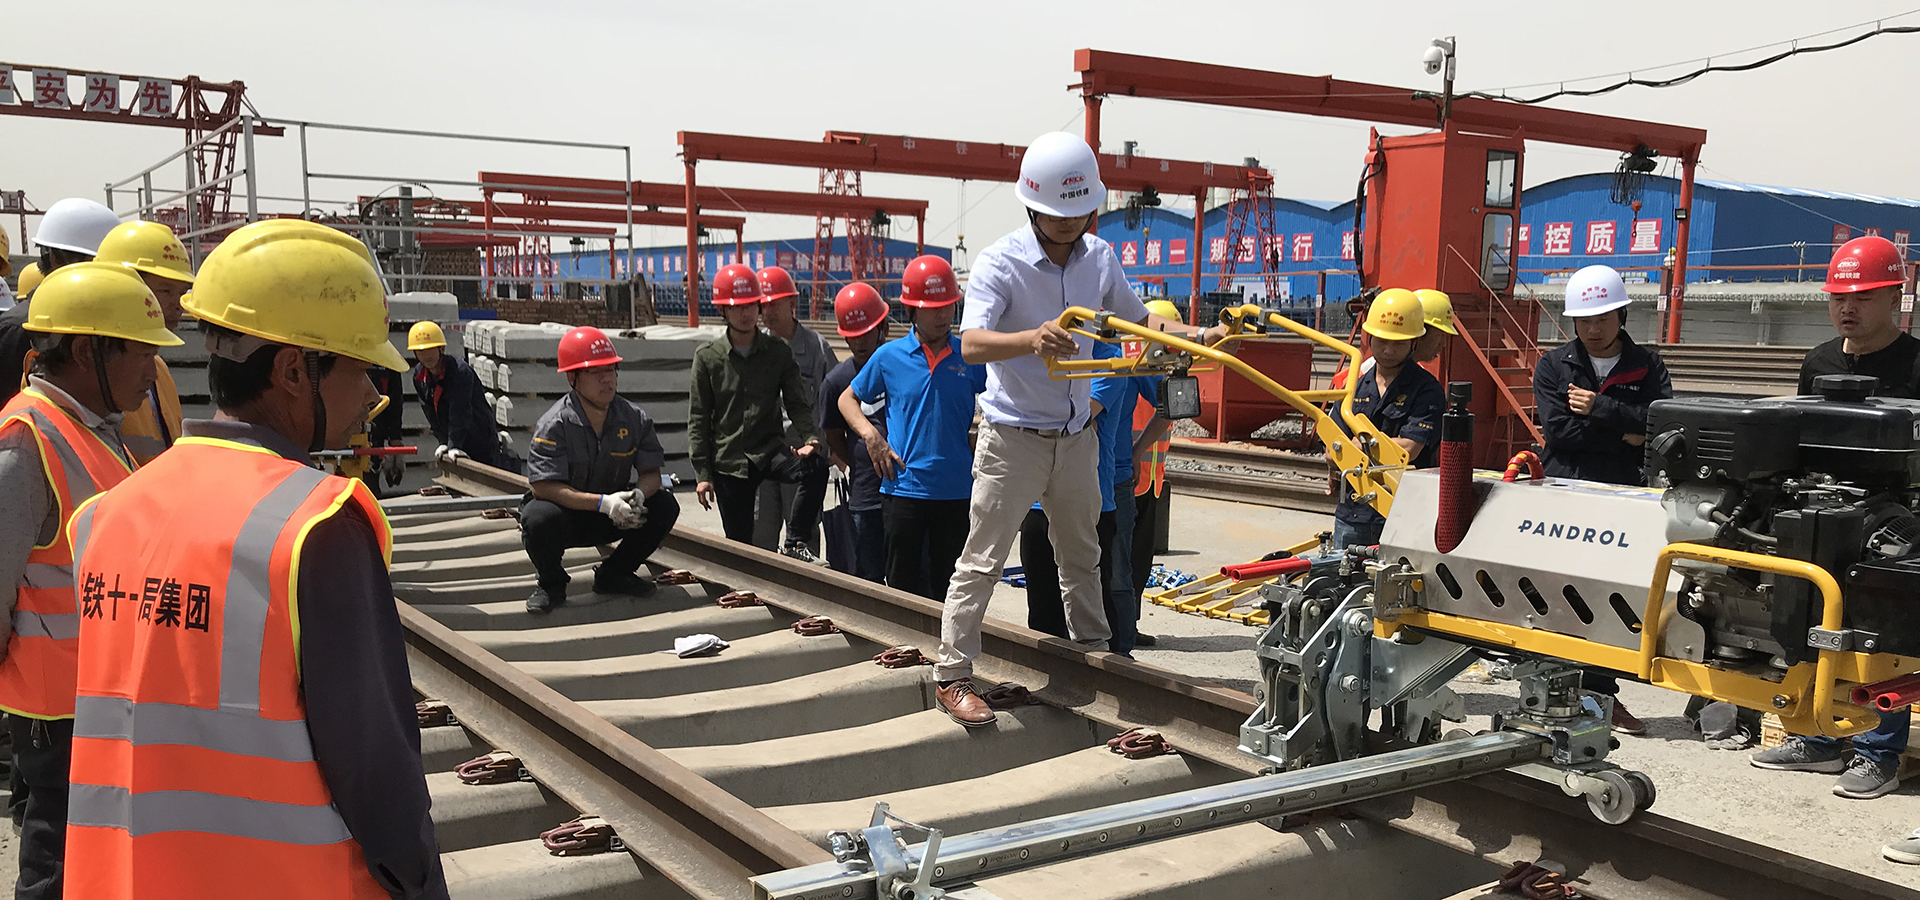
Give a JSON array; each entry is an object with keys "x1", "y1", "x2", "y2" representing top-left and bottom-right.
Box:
[
  {"x1": 1331, "y1": 289, "x2": 1444, "y2": 549},
  {"x1": 840, "y1": 256, "x2": 985, "y2": 601}
]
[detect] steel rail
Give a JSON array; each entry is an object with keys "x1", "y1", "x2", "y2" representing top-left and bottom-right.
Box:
[{"x1": 420, "y1": 457, "x2": 1918, "y2": 900}]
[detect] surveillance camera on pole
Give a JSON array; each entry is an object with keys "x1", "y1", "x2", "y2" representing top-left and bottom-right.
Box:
[{"x1": 1424, "y1": 37, "x2": 1457, "y2": 123}]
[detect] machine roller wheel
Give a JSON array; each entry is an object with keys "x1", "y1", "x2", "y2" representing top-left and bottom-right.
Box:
[{"x1": 1585, "y1": 769, "x2": 1652, "y2": 825}]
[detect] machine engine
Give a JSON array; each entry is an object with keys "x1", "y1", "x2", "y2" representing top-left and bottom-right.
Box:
[{"x1": 1645, "y1": 374, "x2": 1920, "y2": 666}]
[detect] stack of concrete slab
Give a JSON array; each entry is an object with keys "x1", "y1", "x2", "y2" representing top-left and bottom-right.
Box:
[{"x1": 463, "y1": 320, "x2": 721, "y2": 484}]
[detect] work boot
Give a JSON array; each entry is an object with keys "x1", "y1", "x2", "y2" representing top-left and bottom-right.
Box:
[
  {"x1": 593, "y1": 566, "x2": 657, "y2": 598},
  {"x1": 936, "y1": 680, "x2": 997, "y2": 728},
  {"x1": 1883, "y1": 830, "x2": 1920, "y2": 865},
  {"x1": 1610, "y1": 699, "x2": 1647, "y2": 736},
  {"x1": 782, "y1": 541, "x2": 828, "y2": 567},
  {"x1": 1750, "y1": 737, "x2": 1847, "y2": 773},
  {"x1": 1835, "y1": 754, "x2": 1903, "y2": 800},
  {"x1": 526, "y1": 585, "x2": 563, "y2": 615},
  {"x1": 1134, "y1": 633, "x2": 1158, "y2": 648}
]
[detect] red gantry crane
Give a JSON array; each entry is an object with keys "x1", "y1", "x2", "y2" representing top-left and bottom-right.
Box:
[{"x1": 1072, "y1": 49, "x2": 1709, "y2": 465}]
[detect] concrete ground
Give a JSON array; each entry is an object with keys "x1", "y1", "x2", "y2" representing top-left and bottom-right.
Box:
[{"x1": 676, "y1": 487, "x2": 1920, "y2": 890}]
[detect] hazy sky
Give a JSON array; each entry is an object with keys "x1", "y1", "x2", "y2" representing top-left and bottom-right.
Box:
[{"x1": 5, "y1": 1, "x2": 1918, "y2": 257}]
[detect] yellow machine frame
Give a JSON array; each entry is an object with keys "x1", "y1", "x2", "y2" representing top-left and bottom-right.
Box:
[{"x1": 1045, "y1": 303, "x2": 1912, "y2": 739}]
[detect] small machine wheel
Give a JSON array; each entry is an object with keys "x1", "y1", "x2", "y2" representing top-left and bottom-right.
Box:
[
  {"x1": 1627, "y1": 770, "x2": 1657, "y2": 811},
  {"x1": 1585, "y1": 770, "x2": 1640, "y2": 825}
]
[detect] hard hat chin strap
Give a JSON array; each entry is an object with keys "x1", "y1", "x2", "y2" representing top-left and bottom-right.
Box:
[
  {"x1": 304, "y1": 352, "x2": 327, "y2": 456},
  {"x1": 1027, "y1": 209, "x2": 1090, "y2": 249},
  {"x1": 89, "y1": 337, "x2": 120, "y2": 417}
]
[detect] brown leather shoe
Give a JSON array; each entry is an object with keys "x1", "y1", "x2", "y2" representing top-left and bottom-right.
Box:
[
  {"x1": 936, "y1": 680, "x2": 997, "y2": 728},
  {"x1": 1611, "y1": 699, "x2": 1648, "y2": 736}
]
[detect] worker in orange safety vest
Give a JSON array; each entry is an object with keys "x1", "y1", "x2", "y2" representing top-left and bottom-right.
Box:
[
  {"x1": 64, "y1": 219, "x2": 447, "y2": 900},
  {"x1": 0, "y1": 261, "x2": 181, "y2": 900}
]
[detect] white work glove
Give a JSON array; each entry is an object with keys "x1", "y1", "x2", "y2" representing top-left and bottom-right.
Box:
[
  {"x1": 433, "y1": 444, "x2": 468, "y2": 464},
  {"x1": 598, "y1": 490, "x2": 645, "y2": 529}
]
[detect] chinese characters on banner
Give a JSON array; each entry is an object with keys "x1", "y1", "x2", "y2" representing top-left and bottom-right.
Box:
[
  {"x1": 1515, "y1": 224, "x2": 1531, "y2": 257},
  {"x1": 1120, "y1": 242, "x2": 1139, "y2": 266},
  {"x1": 1236, "y1": 236, "x2": 1256, "y2": 264},
  {"x1": 82, "y1": 74, "x2": 119, "y2": 114},
  {"x1": 1865, "y1": 227, "x2": 1883, "y2": 239},
  {"x1": 1585, "y1": 221, "x2": 1616, "y2": 256},
  {"x1": 1629, "y1": 220, "x2": 1661, "y2": 254},
  {"x1": 1833, "y1": 224, "x2": 1852, "y2": 252},
  {"x1": 1291, "y1": 234, "x2": 1314, "y2": 263},
  {"x1": 0, "y1": 68, "x2": 12, "y2": 103},
  {"x1": 776, "y1": 251, "x2": 796, "y2": 268},
  {"x1": 1144, "y1": 240, "x2": 1162, "y2": 266},
  {"x1": 32, "y1": 68, "x2": 68, "y2": 109},
  {"x1": 1169, "y1": 239, "x2": 1187, "y2": 265},
  {"x1": 1896, "y1": 231, "x2": 1911, "y2": 258},
  {"x1": 134, "y1": 78, "x2": 172, "y2": 117},
  {"x1": 1208, "y1": 238, "x2": 1228, "y2": 264},
  {"x1": 793, "y1": 255, "x2": 812, "y2": 272},
  {"x1": 1542, "y1": 223, "x2": 1573, "y2": 256},
  {"x1": 1341, "y1": 231, "x2": 1355, "y2": 262}
]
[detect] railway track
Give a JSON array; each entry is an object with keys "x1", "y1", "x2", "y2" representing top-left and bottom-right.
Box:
[
  {"x1": 1164, "y1": 439, "x2": 1336, "y2": 514},
  {"x1": 393, "y1": 458, "x2": 1904, "y2": 900}
]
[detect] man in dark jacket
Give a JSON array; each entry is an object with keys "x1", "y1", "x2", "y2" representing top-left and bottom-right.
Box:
[
  {"x1": 406, "y1": 320, "x2": 509, "y2": 470},
  {"x1": 1533, "y1": 265, "x2": 1672, "y2": 736}
]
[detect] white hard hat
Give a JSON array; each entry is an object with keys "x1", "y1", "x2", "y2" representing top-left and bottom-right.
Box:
[
  {"x1": 1016, "y1": 132, "x2": 1106, "y2": 218},
  {"x1": 1564, "y1": 264, "x2": 1630, "y2": 318},
  {"x1": 35, "y1": 198, "x2": 122, "y2": 256}
]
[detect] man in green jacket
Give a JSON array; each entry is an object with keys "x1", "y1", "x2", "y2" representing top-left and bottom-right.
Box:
[{"x1": 690, "y1": 264, "x2": 827, "y2": 561}]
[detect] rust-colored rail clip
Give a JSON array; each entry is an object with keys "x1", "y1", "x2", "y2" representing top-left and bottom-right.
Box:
[
  {"x1": 415, "y1": 700, "x2": 458, "y2": 729},
  {"x1": 1107, "y1": 727, "x2": 1176, "y2": 760},
  {"x1": 655, "y1": 569, "x2": 699, "y2": 586},
  {"x1": 1498, "y1": 861, "x2": 1579, "y2": 899},
  {"x1": 454, "y1": 751, "x2": 531, "y2": 786},
  {"x1": 979, "y1": 684, "x2": 1038, "y2": 710},
  {"x1": 716, "y1": 590, "x2": 762, "y2": 608},
  {"x1": 873, "y1": 646, "x2": 931, "y2": 668},
  {"x1": 541, "y1": 815, "x2": 626, "y2": 857},
  {"x1": 480, "y1": 507, "x2": 520, "y2": 520},
  {"x1": 791, "y1": 615, "x2": 839, "y2": 636},
  {"x1": 416, "y1": 485, "x2": 451, "y2": 497}
]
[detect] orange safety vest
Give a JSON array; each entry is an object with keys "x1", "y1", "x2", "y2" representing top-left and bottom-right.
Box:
[
  {"x1": 0, "y1": 387, "x2": 132, "y2": 720},
  {"x1": 65, "y1": 435, "x2": 393, "y2": 900},
  {"x1": 1132, "y1": 394, "x2": 1168, "y2": 497},
  {"x1": 120, "y1": 357, "x2": 181, "y2": 465}
]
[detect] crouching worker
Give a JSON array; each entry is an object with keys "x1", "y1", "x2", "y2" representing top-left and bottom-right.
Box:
[{"x1": 522, "y1": 326, "x2": 680, "y2": 613}]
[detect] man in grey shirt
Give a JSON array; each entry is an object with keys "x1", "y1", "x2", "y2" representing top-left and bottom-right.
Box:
[
  {"x1": 521, "y1": 325, "x2": 681, "y2": 613},
  {"x1": 753, "y1": 265, "x2": 834, "y2": 561}
]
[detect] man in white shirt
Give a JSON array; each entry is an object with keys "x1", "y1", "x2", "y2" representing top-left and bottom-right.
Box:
[{"x1": 934, "y1": 132, "x2": 1228, "y2": 725}]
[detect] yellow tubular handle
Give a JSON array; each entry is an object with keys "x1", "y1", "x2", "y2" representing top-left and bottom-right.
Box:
[
  {"x1": 1042, "y1": 304, "x2": 1404, "y2": 520},
  {"x1": 1642, "y1": 542, "x2": 1872, "y2": 737}
]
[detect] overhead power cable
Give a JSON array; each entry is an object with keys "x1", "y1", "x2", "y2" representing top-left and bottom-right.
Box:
[{"x1": 1464, "y1": 15, "x2": 1920, "y2": 104}]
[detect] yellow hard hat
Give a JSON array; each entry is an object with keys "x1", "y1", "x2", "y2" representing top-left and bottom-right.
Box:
[
  {"x1": 186, "y1": 219, "x2": 406, "y2": 372},
  {"x1": 1362, "y1": 288, "x2": 1427, "y2": 341},
  {"x1": 95, "y1": 220, "x2": 194, "y2": 284},
  {"x1": 1413, "y1": 289, "x2": 1457, "y2": 335},
  {"x1": 24, "y1": 261, "x2": 183, "y2": 347},
  {"x1": 407, "y1": 320, "x2": 447, "y2": 351},
  {"x1": 15, "y1": 262, "x2": 41, "y2": 298},
  {"x1": 1144, "y1": 299, "x2": 1183, "y2": 321}
]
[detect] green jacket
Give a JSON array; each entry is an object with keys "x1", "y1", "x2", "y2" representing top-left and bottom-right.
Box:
[{"x1": 688, "y1": 330, "x2": 822, "y2": 482}]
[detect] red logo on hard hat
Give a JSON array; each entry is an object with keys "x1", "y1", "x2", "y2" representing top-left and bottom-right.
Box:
[
  {"x1": 1382, "y1": 312, "x2": 1403, "y2": 325},
  {"x1": 1062, "y1": 174, "x2": 1085, "y2": 186},
  {"x1": 1024, "y1": 178, "x2": 1040, "y2": 191}
]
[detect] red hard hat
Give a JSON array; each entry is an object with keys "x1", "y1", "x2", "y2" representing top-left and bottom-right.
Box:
[
  {"x1": 712, "y1": 263, "x2": 764, "y2": 306},
  {"x1": 757, "y1": 266, "x2": 800, "y2": 303},
  {"x1": 1826, "y1": 236, "x2": 1908, "y2": 294},
  {"x1": 557, "y1": 326, "x2": 622, "y2": 373},
  {"x1": 901, "y1": 255, "x2": 960, "y2": 308},
  {"x1": 834, "y1": 282, "x2": 890, "y2": 338}
]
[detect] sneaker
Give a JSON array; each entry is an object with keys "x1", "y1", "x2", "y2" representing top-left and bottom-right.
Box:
[
  {"x1": 1610, "y1": 699, "x2": 1648, "y2": 736},
  {"x1": 1835, "y1": 754, "x2": 1903, "y2": 800},
  {"x1": 1750, "y1": 737, "x2": 1847, "y2": 773},
  {"x1": 526, "y1": 585, "x2": 561, "y2": 614},
  {"x1": 1883, "y1": 830, "x2": 1920, "y2": 864},
  {"x1": 592, "y1": 566, "x2": 657, "y2": 598},
  {"x1": 782, "y1": 541, "x2": 828, "y2": 567},
  {"x1": 935, "y1": 680, "x2": 997, "y2": 728}
]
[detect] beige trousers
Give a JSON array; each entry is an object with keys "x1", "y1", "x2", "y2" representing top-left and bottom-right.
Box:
[{"x1": 936, "y1": 420, "x2": 1108, "y2": 681}]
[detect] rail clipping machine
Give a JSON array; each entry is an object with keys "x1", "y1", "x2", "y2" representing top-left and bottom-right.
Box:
[{"x1": 1048, "y1": 302, "x2": 1920, "y2": 824}]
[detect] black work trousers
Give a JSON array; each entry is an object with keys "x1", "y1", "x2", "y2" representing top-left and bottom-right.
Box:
[
  {"x1": 880, "y1": 496, "x2": 970, "y2": 601},
  {"x1": 711, "y1": 451, "x2": 827, "y2": 547},
  {"x1": 520, "y1": 490, "x2": 681, "y2": 594},
  {"x1": 1130, "y1": 490, "x2": 1162, "y2": 599},
  {"x1": 11, "y1": 716, "x2": 71, "y2": 900},
  {"x1": 1022, "y1": 508, "x2": 1119, "y2": 642}
]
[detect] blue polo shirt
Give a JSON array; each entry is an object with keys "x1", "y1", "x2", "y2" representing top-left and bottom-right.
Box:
[
  {"x1": 1105, "y1": 372, "x2": 1163, "y2": 487},
  {"x1": 850, "y1": 331, "x2": 987, "y2": 501}
]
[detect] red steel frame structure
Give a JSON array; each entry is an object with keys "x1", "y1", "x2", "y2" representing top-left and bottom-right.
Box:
[
  {"x1": 1073, "y1": 49, "x2": 1709, "y2": 343},
  {"x1": 478, "y1": 171, "x2": 926, "y2": 313},
  {"x1": 678, "y1": 130, "x2": 1268, "y2": 325}
]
